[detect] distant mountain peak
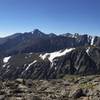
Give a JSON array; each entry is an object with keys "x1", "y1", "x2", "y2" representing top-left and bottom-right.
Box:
[
  {"x1": 48, "y1": 33, "x2": 57, "y2": 37},
  {"x1": 61, "y1": 33, "x2": 81, "y2": 38},
  {"x1": 32, "y1": 29, "x2": 46, "y2": 37}
]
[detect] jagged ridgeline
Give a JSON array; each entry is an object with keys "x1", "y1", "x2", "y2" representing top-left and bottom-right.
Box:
[{"x1": 0, "y1": 29, "x2": 100, "y2": 79}]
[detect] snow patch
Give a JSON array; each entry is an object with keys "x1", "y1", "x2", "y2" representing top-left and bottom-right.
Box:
[
  {"x1": 25, "y1": 60, "x2": 37, "y2": 71},
  {"x1": 40, "y1": 48, "x2": 75, "y2": 62},
  {"x1": 3, "y1": 56, "x2": 11, "y2": 63},
  {"x1": 3, "y1": 64, "x2": 6, "y2": 68},
  {"x1": 39, "y1": 53, "x2": 49, "y2": 60},
  {"x1": 86, "y1": 47, "x2": 90, "y2": 55},
  {"x1": 91, "y1": 36, "x2": 95, "y2": 45}
]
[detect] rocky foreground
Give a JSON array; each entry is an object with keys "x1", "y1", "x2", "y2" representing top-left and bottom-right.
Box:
[{"x1": 0, "y1": 75, "x2": 100, "y2": 100}]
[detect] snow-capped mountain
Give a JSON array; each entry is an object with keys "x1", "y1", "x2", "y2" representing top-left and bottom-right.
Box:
[{"x1": 0, "y1": 29, "x2": 100, "y2": 79}]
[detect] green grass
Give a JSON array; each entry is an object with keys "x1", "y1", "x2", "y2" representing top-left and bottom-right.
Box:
[{"x1": 79, "y1": 82, "x2": 96, "y2": 89}]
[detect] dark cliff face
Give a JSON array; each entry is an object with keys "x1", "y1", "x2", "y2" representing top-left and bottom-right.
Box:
[
  {"x1": 93, "y1": 36, "x2": 100, "y2": 46},
  {"x1": 0, "y1": 46, "x2": 99, "y2": 80}
]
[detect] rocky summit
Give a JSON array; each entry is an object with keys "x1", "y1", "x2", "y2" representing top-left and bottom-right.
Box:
[{"x1": 0, "y1": 75, "x2": 100, "y2": 100}]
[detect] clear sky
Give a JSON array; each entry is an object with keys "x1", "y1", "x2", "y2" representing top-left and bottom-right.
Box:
[{"x1": 0, "y1": 0, "x2": 100, "y2": 37}]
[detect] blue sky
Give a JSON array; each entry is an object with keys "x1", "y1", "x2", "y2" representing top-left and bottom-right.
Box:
[{"x1": 0, "y1": 0, "x2": 100, "y2": 37}]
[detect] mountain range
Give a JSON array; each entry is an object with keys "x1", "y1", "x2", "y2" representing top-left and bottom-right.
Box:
[{"x1": 0, "y1": 29, "x2": 100, "y2": 79}]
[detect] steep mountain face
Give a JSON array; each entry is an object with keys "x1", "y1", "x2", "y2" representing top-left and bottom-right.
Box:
[
  {"x1": 0, "y1": 46, "x2": 100, "y2": 80},
  {"x1": 0, "y1": 29, "x2": 100, "y2": 79},
  {"x1": 0, "y1": 29, "x2": 99, "y2": 57}
]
